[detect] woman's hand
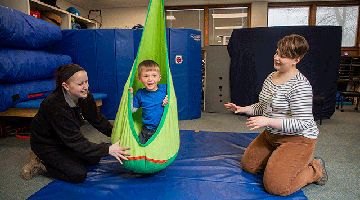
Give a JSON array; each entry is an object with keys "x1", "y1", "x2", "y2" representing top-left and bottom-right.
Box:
[
  {"x1": 224, "y1": 102, "x2": 242, "y2": 113},
  {"x1": 162, "y1": 95, "x2": 168, "y2": 106},
  {"x1": 109, "y1": 140, "x2": 131, "y2": 164},
  {"x1": 246, "y1": 116, "x2": 270, "y2": 130}
]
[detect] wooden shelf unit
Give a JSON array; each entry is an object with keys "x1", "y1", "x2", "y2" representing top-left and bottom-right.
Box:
[{"x1": 1, "y1": 0, "x2": 97, "y2": 29}]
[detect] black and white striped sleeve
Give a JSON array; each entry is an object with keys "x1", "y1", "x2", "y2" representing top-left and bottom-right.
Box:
[
  {"x1": 251, "y1": 102, "x2": 263, "y2": 116},
  {"x1": 282, "y1": 80, "x2": 314, "y2": 133}
]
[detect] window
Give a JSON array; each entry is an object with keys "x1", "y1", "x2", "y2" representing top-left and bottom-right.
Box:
[
  {"x1": 268, "y1": 7, "x2": 309, "y2": 27},
  {"x1": 316, "y1": 6, "x2": 359, "y2": 47},
  {"x1": 166, "y1": 9, "x2": 204, "y2": 47},
  {"x1": 209, "y1": 7, "x2": 248, "y2": 45}
]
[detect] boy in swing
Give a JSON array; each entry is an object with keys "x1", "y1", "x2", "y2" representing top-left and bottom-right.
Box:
[{"x1": 129, "y1": 60, "x2": 168, "y2": 144}]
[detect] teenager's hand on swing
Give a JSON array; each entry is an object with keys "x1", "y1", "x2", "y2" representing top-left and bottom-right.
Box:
[
  {"x1": 246, "y1": 116, "x2": 269, "y2": 130},
  {"x1": 109, "y1": 140, "x2": 131, "y2": 164},
  {"x1": 128, "y1": 87, "x2": 133, "y2": 95},
  {"x1": 162, "y1": 95, "x2": 168, "y2": 106}
]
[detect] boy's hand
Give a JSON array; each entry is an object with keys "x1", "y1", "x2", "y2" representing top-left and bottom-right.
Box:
[
  {"x1": 129, "y1": 87, "x2": 133, "y2": 94},
  {"x1": 162, "y1": 95, "x2": 168, "y2": 106}
]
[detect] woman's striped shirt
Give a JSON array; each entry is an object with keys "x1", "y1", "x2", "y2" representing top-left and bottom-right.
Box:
[{"x1": 250, "y1": 71, "x2": 319, "y2": 139}]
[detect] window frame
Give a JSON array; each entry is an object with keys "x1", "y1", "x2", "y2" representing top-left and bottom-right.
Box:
[
  {"x1": 165, "y1": 4, "x2": 252, "y2": 47},
  {"x1": 268, "y1": 6, "x2": 310, "y2": 27},
  {"x1": 268, "y1": 1, "x2": 360, "y2": 53},
  {"x1": 165, "y1": 1, "x2": 359, "y2": 54}
]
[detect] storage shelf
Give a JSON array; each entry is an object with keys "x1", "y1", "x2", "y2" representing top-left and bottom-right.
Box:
[
  {"x1": 1, "y1": 0, "x2": 96, "y2": 29},
  {"x1": 30, "y1": 0, "x2": 67, "y2": 15},
  {"x1": 30, "y1": 0, "x2": 97, "y2": 29}
]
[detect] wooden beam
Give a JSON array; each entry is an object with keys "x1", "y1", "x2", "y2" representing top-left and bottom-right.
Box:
[
  {"x1": 165, "y1": 4, "x2": 251, "y2": 10},
  {"x1": 248, "y1": 3, "x2": 252, "y2": 28},
  {"x1": 1, "y1": 117, "x2": 6, "y2": 138},
  {"x1": 308, "y1": 3, "x2": 317, "y2": 26},
  {"x1": 0, "y1": 99, "x2": 103, "y2": 138},
  {"x1": 204, "y1": 7, "x2": 209, "y2": 46},
  {"x1": 269, "y1": 1, "x2": 359, "y2": 7},
  {"x1": 0, "y1": 99, "x2": 103, "y2": 118}
]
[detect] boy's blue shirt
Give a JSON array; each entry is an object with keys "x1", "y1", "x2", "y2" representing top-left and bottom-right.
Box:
[{"x1": 133, "y1": 84, "x2": 167, "y2": 130}]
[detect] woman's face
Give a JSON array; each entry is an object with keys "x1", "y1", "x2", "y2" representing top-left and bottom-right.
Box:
[
  {"x1": 273, "y1": 48, "x2": 300, "y2": 73},
  {"x1": 63, "y1": 70, "x2": 89, "y2": 101}
]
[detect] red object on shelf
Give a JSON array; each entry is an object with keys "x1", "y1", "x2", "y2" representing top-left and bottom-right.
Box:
[{"x1": 30, "y1": 10, "x2": 40, "y2": 19}]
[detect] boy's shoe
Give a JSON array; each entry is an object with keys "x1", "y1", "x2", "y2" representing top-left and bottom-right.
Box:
[
  {"x1": 314, "y1": 157, "x2": 328, "y2": 185},
  {"x1": 21, "y1": 152, "x2": 47, "y2": 180}
]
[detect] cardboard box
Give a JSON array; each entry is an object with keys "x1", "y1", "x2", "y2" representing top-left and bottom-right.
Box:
[{"x1": 40, "y1": 12, "x2": 62, "y2": 26}]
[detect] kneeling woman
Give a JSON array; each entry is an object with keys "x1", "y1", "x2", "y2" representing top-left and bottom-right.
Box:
[
  {"x1": 22, "y1": 63, "x2": 131, "y2": 183},
  {"x1": 225, "y1": 34, "x2": 327, "y2": 196}
]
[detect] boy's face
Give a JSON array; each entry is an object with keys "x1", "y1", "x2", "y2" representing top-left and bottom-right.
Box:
[{"x1": 137, "y1": 70, "x2": 161, "y2": 91}]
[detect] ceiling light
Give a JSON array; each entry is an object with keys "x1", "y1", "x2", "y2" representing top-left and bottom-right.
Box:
[
  {"x1": 215, "y1": 26, "x2": 243, "y2": 30},
  {"x1": 166, "y1": 15, "x2": 176, "y2": 20},
  {"x1": 212, "y1": 13, "x2": 247, "y2": 19}
]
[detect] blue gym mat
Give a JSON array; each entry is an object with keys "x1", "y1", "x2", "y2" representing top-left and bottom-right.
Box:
[{"x1": 28, "y1": 130, "x2": 307, "y2": 200}]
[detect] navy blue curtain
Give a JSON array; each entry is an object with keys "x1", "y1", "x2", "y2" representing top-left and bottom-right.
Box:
[{"x1": 227, "y1": 26, "x2": 342, "y2": 120}]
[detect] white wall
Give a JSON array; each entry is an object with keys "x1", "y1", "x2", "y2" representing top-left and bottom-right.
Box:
[
  {"x1": 1, "y1": 0, "x2": 29, "y2": 14},
  {"x1": 101, "y1": 7, "x2": 148, "y2": 29},
  {"x1": 251, "y1": 2, "x2": 268, "y2": 27}
]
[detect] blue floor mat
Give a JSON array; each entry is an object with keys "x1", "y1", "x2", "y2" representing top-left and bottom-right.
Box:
[{"x1": 28, "y1": 130, "x2": 307, "y2": 200}]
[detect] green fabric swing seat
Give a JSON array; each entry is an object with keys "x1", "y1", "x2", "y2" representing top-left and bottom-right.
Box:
[{"x1": 111, "y1": 0, "x2": 180, "y2": 173}]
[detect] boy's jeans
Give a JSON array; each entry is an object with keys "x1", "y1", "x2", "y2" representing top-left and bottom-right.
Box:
[{"x1": 139, "y1": 125, "x2": 156, "y2": 144}]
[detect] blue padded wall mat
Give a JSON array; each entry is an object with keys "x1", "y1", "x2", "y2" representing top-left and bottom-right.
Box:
[
  {"x1": 0, "y1": 6, "x2": 62, "y2": 49},
  {"x1": 62, "y1": 30, "x2": 80, "y2": 67},
  {"x1": 78, "y1": 30, "x2": 98, "y2": 93},
  {"x1": 115, "y1": 29, "x2": 136, "y2": 103},
  {"x1": 96, "y1": 29, "x2": 119, "y2": 119},
  {"x1": 169, "y1": 29, "x2": 202, "y2": 120},
  {"x1": 0, "y1": 48, "x2": 71, "y2": 83},
  {"x1": 59, "y1": 30, "x2": 98, "y2": 93},
  {"x1": 28, "y1": 131, "x2": 307, "y2": 200}
]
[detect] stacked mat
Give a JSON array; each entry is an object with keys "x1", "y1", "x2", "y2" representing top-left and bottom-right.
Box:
[{"x1": 0, "y1": 6, "x2": 72, "y2": 112}]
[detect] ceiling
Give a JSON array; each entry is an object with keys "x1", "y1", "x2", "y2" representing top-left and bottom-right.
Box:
[{"x1": 64, "y1": 0, "x2": 349, "y2": 10}]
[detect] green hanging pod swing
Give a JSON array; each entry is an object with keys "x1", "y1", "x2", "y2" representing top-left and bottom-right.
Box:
[{"x1": 111, "y1": 0, "x2": 180, "y2": 173}]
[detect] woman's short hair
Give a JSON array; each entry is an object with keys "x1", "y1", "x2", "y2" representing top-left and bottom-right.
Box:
[{"x1": 277, "y1": 34, "x2": 309, "y2": 59}]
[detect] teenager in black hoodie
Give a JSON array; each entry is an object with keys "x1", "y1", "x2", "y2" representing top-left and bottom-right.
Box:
[{"x1": 22, "y1": 63, "x2": 131, "y2": 183}]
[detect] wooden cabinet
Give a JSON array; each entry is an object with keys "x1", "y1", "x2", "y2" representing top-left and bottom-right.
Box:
[{"x1": 1, "y1": 0, "x2": 97, "y2": 29}]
